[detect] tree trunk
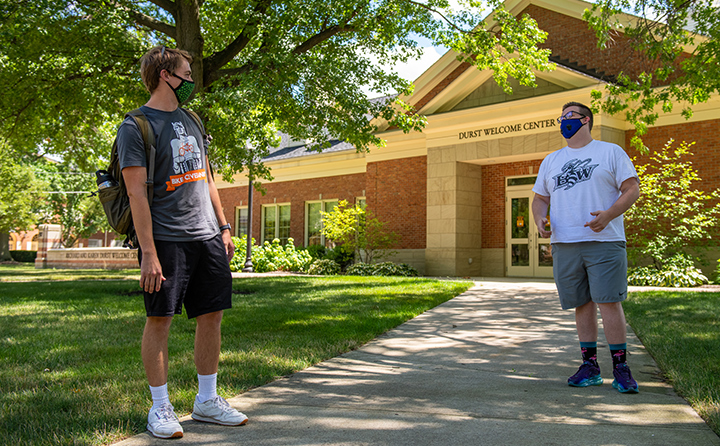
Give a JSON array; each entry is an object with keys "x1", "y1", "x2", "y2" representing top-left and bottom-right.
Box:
[
  {"x1": 0, "y1": 232, "x2": 12, "y2": 261},
  {"x1": 176, "y1": 0, "x2": 204, "y2": 93}
]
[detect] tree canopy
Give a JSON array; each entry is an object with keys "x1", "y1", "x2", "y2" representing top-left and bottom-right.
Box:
[
  {"x1": 0, "y1": 149, "x2": 46, "y2": 234},
  {"x1": 585, "y1": 0, "x2": 720, "y2": 150},
  {"x1": 0, "y1": 0, "x2": 554, "y2": 180},
  {"x1": 2, "y1": 0, "x2": 717, "y2": 179}
]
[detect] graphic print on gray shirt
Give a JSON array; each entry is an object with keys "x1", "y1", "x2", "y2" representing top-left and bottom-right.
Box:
[{"x1": 116, "y1": 106, "x2": 219, "y2": 242}]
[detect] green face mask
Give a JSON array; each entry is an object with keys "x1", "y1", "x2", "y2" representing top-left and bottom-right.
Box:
[{"x1": 166, "y1": 72, "x2": 195, "y2": 104}]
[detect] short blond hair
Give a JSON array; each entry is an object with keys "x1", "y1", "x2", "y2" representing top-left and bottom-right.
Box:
[{"x1": 140, "y1": 45, "x2": 193, "y2": 93}]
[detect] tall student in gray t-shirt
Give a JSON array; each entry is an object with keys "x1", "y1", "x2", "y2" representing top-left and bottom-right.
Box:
[
  {"x1": 118, "y1": 46, "x2": 247, "y2": 439},
  {"x1": 532, "y1": 102, "x2": 641, "y2": 394}
]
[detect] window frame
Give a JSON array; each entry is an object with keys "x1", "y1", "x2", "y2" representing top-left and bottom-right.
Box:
[
  {"x1": 234, "y1": 206, "x2": 249, "y2": 238},
  {"x1": 304, "y1": 199, "x2": 339, "y2": 247},
  {"x1": 261, "y1": 203, "x2": 291, "y2": 245}
]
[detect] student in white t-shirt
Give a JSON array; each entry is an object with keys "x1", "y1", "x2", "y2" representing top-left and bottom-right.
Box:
[{"x1": 532, "y1": 102, "x2": 641, "y2": 393}]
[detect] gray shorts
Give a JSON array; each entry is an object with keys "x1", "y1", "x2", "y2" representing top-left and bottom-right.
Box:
[{"x1": 552, "y1": 241, "x2": 628, "y2": 310}]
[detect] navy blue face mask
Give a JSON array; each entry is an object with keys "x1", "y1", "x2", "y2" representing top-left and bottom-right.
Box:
[{"x1": 560, "y1": 118, "x2": 584, "y2": 139}]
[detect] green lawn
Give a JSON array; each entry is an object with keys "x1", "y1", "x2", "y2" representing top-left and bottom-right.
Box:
[
  {"x1": 0, "y1": 263, "x2": 141, "y2": 282},
  {"x1": 0, "y1": 267, "x2": 472, "y2": 445},
  {"x1": 625, "y1": 290, "x2": 720, "y2": 435},
  {"x1": 2, "y1": 265, "x2": 718, "y2": 444}
]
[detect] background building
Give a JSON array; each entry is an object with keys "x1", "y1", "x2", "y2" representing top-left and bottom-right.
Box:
[{"x1": 215, "y1": 0, "x2": 720, "y2": 278}]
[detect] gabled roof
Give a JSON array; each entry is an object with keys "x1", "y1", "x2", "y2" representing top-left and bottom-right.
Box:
[
  {"x1": 262, "y1": 136, "x2": 355, "y2": 162},
  {"x1": 370, "y1": 0, "x2": 617, "y2": 132}
]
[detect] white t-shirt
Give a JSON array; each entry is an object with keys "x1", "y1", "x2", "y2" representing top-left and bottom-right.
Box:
[{"x1": 532, "y1": 140, "x2": 638, "y2": 243}]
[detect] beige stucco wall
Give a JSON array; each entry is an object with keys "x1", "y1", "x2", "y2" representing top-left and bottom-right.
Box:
[{"x1": 382, "y1": 249, "x2": 427, "y2": 275}]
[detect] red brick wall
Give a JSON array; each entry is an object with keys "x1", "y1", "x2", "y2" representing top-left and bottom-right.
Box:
[
  {"x1": 218, "y1": 156, "x2": 427, "y2": 250},
  {"x1": 366, "y1": 156, "x2": 427, "y2": 249},
  {"x1": 626, "y1": 118, "x2": 720, "y2": 194},
  {"x1": 218, "y1": 173, "x2": 366, "y2": 246},
  {"x1": 482, "y1": 160, "x2": 544, "y2": 249},
  {"x1": 414, "y1": 61, "x2": 473, "y2": 112},
  {"x1": 522, "y1": 5, "x2": 686, "y2": 86}
]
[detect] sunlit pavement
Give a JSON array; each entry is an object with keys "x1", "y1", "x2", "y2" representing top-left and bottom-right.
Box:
[{"x1": 117, "y1": 278, "x2": 720, "y2": 446}]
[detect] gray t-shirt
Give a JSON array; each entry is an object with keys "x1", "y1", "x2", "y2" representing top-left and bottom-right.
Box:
[{"x1": 116, "y1": 106, "x2": 219, "y2": 242}]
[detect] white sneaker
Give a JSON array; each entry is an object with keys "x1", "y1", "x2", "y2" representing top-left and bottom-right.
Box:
[
  {"x1": 147, "y1": 403, "x2": 183, "y2": 439},
  {"x1": 192, "y1": 396, "x2": 248, "y2": 426}
]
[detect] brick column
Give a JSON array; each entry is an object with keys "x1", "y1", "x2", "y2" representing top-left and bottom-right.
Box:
[{"x1": 35, "y1": 224, "x2": 62, "y2": 269}]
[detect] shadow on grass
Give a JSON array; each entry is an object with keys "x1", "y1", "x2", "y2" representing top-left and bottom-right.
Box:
[{"x1": 0, "y1": 276, "x2": 470, "y2": 446}]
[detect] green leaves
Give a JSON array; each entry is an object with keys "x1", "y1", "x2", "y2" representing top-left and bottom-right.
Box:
[
  {"x1": 320, "y1": 199, "x2": 399, "y2": 264},
  {"x1": 625, "y1": 139, "x2": 720, "y2": 269},
  {"x1": 0, "y1": 147, "x2": 46, "y2": 233},
  {"x1": 585, "y1": 0, "x2": 720, "y2": 151},
  {"x1": 1, "y1": 0, "x2": 554, "y2": 181},
  {"x1": 34, "y1": 159, "x2": 112, "y2": 247}
]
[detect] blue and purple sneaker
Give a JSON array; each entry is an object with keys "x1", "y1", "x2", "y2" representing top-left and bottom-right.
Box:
[
  {"x1": 612, "y1": 363, "x2": 639, "y2": 393},
  {"x1": 568, "y1": 361, "x2": 603, "y2": 387}
]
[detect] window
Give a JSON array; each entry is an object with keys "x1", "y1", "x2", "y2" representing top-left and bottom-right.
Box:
[
  {"x1": 507, "y1": 176, "x2": 537, "y2": 187},
  {"x1": 262, "y1": 204, "x2": 291, "y2": 245},
  {"x1": 235, "y1": 206, "x2": 248, "y2": 238},
  {"x1": 356, "y1": 197, "x2": 366, "y2": 209},
  {"x1": 305, "y1": 200, "x2": 338, "y2": 247}
]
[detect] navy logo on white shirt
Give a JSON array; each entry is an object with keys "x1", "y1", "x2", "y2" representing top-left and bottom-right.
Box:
[{"x1": 553, "y1": 159, "x2": 599, "y2": 191}]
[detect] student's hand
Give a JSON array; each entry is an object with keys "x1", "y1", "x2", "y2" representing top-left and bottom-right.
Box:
[
  {"x1": 537, "y1": 218, "x2": 552, "y2": 238},
  {"x1": 222, "y1": 230, "x2": 235, "y2": 262},
  {"x1": 140, "y1": 253, "x2": 165, "y2": 293},
  {"x1": 585, "y1": 210, "x2": 611, "y2": 232}
]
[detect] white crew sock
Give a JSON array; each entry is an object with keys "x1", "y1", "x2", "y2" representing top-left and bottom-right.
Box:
[
  {"x1": 149, "y1": 383, "x2": 170, "y2": 410},
  {"x1": 196, "y1": 373, "x2": 218, "y2": 403}
]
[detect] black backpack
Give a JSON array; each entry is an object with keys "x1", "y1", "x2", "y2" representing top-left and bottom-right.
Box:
[{"x1": 96, "y1": 107, "x2": 205, "y2": 248}]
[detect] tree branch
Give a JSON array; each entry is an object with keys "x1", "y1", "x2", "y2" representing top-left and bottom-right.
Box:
[
  {"x1": 402, "y1": 0, "x2": 483, "y2": 35},
  {"x1": 291, "y1": 9, "x2": 362, "y2": 55},
  {"x1": 147, "y1": 0, "x2": 177, "y2": 19},
  {"x1": 204, "y1": 0, "x2": 274, "y2": 84},
  {"x1": 291, "y1": 23, "x2": 356, "y2": 54},
  {"x1": 111, "y1": 1, "x2": 177, "y2": 39}
]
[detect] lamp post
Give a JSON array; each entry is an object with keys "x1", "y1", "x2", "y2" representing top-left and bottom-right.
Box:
[{"x1": 242, "y1": 175, "x2": 254, "y2": 272}]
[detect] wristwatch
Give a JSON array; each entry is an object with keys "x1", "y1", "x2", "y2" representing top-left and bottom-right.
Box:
[{"x1": 219, "y1": 223, "x2": 231, "y2": 232}]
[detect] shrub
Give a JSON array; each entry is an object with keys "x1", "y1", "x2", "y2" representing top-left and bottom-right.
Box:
[
  {"x1": 345, "y1": 262, "x2": 376, "y2": 276},
  {"x1": 231, "y1": 236, "x2": 313, "y2": 273},
  {"x1": 304, "y1": 244, "x2": 327, "y2": 260},
  {"x1": 325, "y1": 245, "x2": 354, "y2": 270},
  {"x1": 628, "y1": 254, "x2": 709, "y2": 287},
  {"x1": 229, "y1": 235, "x2": 257, "y2": 272},
  {"x1": 346, "y1": 262, "x2": 419, "y2": 277},
  {"x1": 321, "y1": 200, "x2": 399, "y2": 264},
  {"x1": 307, "y1": 259, "x2": 341, "y2": 275},
  {"x1": 625, "y1": 140, "x2": 720, "y2": 269},
  {"x1": 712, "y1": 259, "x2": 720, "y2": 285},
  {"x1": 9, "y1": 250, "x2": 37, "y2": 263}
]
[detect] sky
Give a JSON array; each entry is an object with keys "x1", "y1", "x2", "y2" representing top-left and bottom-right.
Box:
[{"x1": 361, "y1": 42, "x2": 448, "y2": 98}]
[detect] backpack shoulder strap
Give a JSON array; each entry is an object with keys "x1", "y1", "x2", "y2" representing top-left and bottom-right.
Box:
[
  {"x1": 182, "y1": 108, "x2": 205, "y2": 135},
  {"x1": 180, "y1": 107, "x2": 214, "y2": 178},
  {"x1": 125, "y1": 108, "x2": 156, "y2": 206}
]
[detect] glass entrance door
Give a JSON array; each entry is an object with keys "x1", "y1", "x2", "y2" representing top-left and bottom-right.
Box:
[{"x1": 506, "y1": 189, "x2": 553, "y2": 278}]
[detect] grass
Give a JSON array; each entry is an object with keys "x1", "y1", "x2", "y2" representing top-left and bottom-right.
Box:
[
  {"x1": 0, "y1": 266, "x2": 472, "y2": 446},
  {"x1": 0, "y1": 263, "x2": 140, "y2": 282},
  {"x1": 625, "y1": 290, "x2": 720, "y2": 435}
]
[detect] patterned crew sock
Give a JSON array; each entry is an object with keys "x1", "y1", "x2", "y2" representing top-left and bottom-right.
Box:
[
  {"x1": 580, "y1": 341, "x2": 598, "y2": 365},
  {"x1": 609, "y1": 343, "x2": 628, "y2": 367}
]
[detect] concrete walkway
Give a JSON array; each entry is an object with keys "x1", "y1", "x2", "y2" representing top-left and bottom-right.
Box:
[{"x1": 117, "y1": 279, "x2": 720, "y2": 446}]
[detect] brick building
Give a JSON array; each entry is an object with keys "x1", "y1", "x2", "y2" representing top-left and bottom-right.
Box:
[{"x1": 215, "y1": 0, "x2": 720, "y2": 278}]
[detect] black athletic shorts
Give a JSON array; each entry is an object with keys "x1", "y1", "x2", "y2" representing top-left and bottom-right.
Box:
[{"x1": 138, "y1": 233, "x2": 232, "y2": 319}]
